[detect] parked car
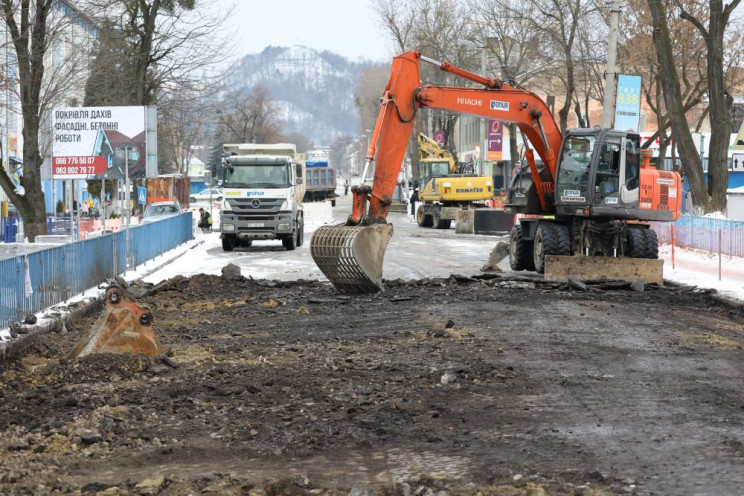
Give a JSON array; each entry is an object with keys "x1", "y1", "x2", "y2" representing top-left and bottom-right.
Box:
[
  {"x1": 140, "y1": 201, "x2": 183, "y2": 225},
  {"x1": 189, "y1": 188, "x2": 223, "y2": 203}
]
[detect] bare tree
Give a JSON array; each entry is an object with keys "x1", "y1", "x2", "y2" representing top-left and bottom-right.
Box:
[
  {"x1": 218, "y1": 85, "x2": 284, "y2": 144},
  {"x1": 646, "y1": 0, "x2": 708, "y2": 209},
  {"x1": 677, "y1": 0, "x2": 742, "y2": 212},
  {"x1": 518, "y1": 0, "x2": 601, "y2": 132},
  {"x1": 373, "y1": 0, "x2": 478, "y2": 181},
  {"x1": 620, "y1": 0, "x2": 708, "y2": 164},
  {"x1": 0, "y1": 0, "x2": 83, "y2": 241},
  {"x1": 83, "y1": 0, "x2": 231, "y2": 106},
  {"x1": 354, "y1": 63, "x2": 391, "y2": 136},
  {"x1": 469, "y1": 0, "x2": 552, "y2": 167}
]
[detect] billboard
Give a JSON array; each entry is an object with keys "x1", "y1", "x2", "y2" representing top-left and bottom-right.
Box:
[
  {"x1": 488, "y1": 120, "x2": 504, "y2": 161},
  {"x1": 614, "y1": 74, "x2": 642, "y2": 132},
  {"x1": 52, "y1": 106, "x2": 147, "y2": 179}
]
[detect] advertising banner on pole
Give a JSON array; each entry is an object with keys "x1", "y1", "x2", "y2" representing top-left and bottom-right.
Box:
[
  {"x1": 52, "y1": 106, "x2": 147, "y2": 179},
  {"x1": 433, "y1": 130, "x2": 446, "y2": 145},
  {"x1": 613, "y1": 74, "x2": 642, "y2": 132},
  {"x1": 488, "y1": 120, "x2": 503, "y2": 161}
]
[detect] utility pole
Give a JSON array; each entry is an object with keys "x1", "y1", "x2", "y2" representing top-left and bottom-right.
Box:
[
  {"x1": 481, "y1": 46, "x2": 488, "y2": 176},
  {"x1": 602, "y1": 0, "x2": 622, "y2": 129}
]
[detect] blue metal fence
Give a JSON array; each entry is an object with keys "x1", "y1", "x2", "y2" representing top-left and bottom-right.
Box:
[
  {"x1": 0, "y1": 213, "x2": 193, "y2": 328},
  {"x1": 651, "y1": 216, "x2": 744, "y2": 258}
]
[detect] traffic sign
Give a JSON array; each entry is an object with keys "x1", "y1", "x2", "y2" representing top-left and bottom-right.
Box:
[
  {"x1": 138, "y1": 186, "x2": 147, "y2": 205},
  {"x1": 733, "y1": 153, "x2": 744, "y2": 171}
]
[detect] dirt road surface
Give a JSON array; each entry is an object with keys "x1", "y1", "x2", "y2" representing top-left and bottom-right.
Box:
[{"x1": 1, "y1": 202, "x2": 743, "y2": 495}]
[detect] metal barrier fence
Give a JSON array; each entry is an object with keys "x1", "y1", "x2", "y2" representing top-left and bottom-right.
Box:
[
  {"x1": 0, "y1": 213, "x2": 193, "y2": 328},
  {"x1": 651, "y1": 216, "x2": 744, "y2": 258}
]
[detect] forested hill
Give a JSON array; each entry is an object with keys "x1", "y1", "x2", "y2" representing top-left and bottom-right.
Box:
[{"x1": 236, "y1": 45, "x2": 373, "y2": 145}]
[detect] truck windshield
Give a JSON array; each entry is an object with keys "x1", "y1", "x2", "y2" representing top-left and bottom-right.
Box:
[
  {"x1": 224, "y1": 164, "x2": 290, "y2": 188},
  {"x1": 556, "y1": 136, "x2": 596, "y2": 204}
]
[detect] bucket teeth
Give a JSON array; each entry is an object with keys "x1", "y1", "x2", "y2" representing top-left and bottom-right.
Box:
[
  {"x1": 68, "y1": 285, "x2": 160, "y2": 359},
  {"x1": 310, "y1": 223, "x2": 394, "y2": 293}
]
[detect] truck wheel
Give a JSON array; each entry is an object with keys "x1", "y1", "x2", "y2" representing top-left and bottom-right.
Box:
[
  {"x1": 627, "y1": 228, "x2": 646, "y2": 258},
  {"x1": 221, "y1": 236, "x2": 235, "y2": 252},
  {"x1": 509, "y1": 225, "x2": 530, "y2": 271},
  {"x1": 643, "y1": 228, "x2": 658, "y2": 259},
  {"x1": 416, "y1": 205, "x2": 433, "y2": 227},
  {"x1": 282, "y1": 233, "x2": 297, "y2": 251},
  {"x1": 297, "y1": 220, "x2": 305, "y2": 247},
  {"x1": 533, "y1": 223, "x2": 558, "y2": 274},
  {"x1": 189, "y1": 197, "x2": 196, "y2": 203}
]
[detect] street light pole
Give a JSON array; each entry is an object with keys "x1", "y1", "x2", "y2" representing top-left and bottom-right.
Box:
[
  {"x1": 481, "y1": 47, "x2": 488, "y2": 176},
  {"x1": 602, "y1": 0, "x2": 622, "y2": 128}
]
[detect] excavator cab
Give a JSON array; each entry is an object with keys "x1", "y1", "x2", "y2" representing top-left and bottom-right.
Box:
[
  {"x1": 554, "y1": 130, "x2": 652, "y2": 218},
  {"x1": 419, "y1": 160, "x2": 452, "y2": 199}
]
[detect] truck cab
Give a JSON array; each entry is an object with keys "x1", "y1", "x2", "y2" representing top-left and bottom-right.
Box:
[{"x1": 219, "y1": 143, "x2": 305, "y2": 252}]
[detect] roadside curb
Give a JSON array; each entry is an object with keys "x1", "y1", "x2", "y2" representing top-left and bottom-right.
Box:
[{"x1": 0, "y1": 238, "x2": 204, "y2": 363}]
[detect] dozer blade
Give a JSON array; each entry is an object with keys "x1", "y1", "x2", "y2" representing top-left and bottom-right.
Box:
[
  {"x1": 311, "y1": 223, "x2": 394, "y2": 293},
  {"x1": 544, "y1": 255, "x2": 664, "y2": 285},
  {"x1": 68, "y1": 285, "x2": 160, "y2": 360}
]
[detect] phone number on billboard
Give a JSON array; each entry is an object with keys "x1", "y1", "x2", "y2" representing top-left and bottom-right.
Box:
[
  {"x1": 54, "y1": 166, "x2": 98, "y2": 175},
  {"x1": 54, "y1": 156, "x2": 99, "y2": 166}
]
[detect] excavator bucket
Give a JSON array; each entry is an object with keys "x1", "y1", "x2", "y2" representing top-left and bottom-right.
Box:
[
  {"x1": 68, "y1": 285, "x2": 160, "y2": 360},
  {"x1": 311, "y1": 223, "x2": 394, "y2": 293},
  {"x1": 544, "y1": 255, "x2": 664, "y2": 285}
]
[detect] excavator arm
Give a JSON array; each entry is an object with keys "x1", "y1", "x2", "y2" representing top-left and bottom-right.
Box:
[
  {"x1": 360, "y1": 51, "x2": 562, "y2": 223},
  {"x1": 311, "y1": 51, "x2": 564, "y2": 293},
  {"x1": 418, "y1": 133, "x2": 454, "y2": 161}
]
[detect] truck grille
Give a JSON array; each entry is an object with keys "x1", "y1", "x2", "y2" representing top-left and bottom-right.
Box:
[{"x1": 227, "y1": 198, "x2": 283, "y2": 217}]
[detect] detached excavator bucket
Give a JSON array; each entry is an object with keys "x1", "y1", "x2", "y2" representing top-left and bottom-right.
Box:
[
  {"x1": 68, "y1": 285, "x2": 160, "y2": 360},
  {"x1": 311, "y1": 223, "x2": 394, "y2": 293},
  {"x1": 544, "y1": 255, "x2": 664, "y2": 285}
]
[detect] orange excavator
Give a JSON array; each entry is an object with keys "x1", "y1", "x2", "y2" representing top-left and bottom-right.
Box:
[{"x1": 311, "y1": 51, "x2": 681, "y2": 293}]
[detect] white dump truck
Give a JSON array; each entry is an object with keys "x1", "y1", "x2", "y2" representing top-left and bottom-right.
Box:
[{"x1": 219, "y1": 143, "x2": 306, "y2": 251}]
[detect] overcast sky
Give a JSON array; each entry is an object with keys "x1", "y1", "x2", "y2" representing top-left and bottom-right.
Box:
[{"x1": 216, "y1": 0, "x2": 392, "y2": 62}]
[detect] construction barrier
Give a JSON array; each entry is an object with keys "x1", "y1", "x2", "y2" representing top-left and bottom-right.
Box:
[
  {"x1": 651, "y1": 216, "x2": 744, "y2": 258},
  {"x1": 0, "y1": 213, "x2": 193, "y2": 329}
]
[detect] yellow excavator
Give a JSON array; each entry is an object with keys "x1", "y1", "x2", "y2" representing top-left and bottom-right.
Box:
[{"x1": 415, "y1": 132, "x2": 493, "y2": 229}]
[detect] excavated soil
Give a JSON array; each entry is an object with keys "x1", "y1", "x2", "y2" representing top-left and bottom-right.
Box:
[{"x1": 0, "y1": 273, "x2": 743, "y2": 495}]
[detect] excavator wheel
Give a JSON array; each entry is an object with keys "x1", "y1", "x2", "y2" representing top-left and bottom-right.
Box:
[
  {"x1": 509, "y1": 225, "x2": 531, "y2": 271},
  {"x1": 643, "y1": 228, "x2": 659, "y2": 259},
  {"x1": 68, "y1": 285, "x2": 160, "y2": 360},
  {"x1": 554, "y1": 224, "x2": 572, "y2": 255},
  {"x1": 311, "y1": 223, "x2": 394, "y2": 293},
  {"x1": 533, "y1": 223, "x2": 559, "y2": 274},
  {"x1": 627, "y1": 227, "x2": 647, "y2": 258},
  {"x1": 431, "y1": 208, "x2": 451, "y2": 229},
  {"x1": 416, "y1": 205, "x2": 433, "y2": 227}
]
